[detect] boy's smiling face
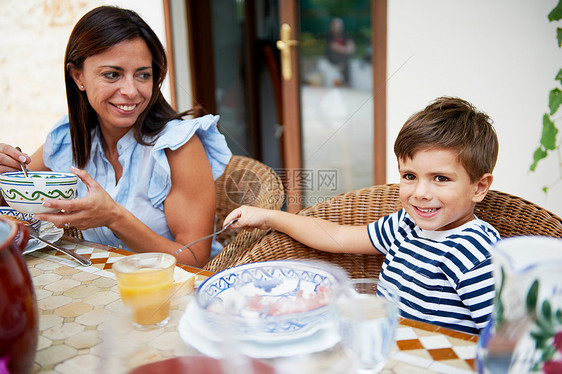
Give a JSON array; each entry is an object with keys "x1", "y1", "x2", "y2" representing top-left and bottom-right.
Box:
[{"x1": 398, "y1": 148, "x2": 492, "y2": 231}]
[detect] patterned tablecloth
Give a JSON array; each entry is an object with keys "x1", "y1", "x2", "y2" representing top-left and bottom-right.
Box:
[{"x1": 27, "y1": 238, "x2": 477, "y2": 374}]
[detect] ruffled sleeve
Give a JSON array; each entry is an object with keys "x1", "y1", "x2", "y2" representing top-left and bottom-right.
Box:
[
  {"x1": 43, "y1": 115, "x2": 74, "y2": 173},
  {"x1": 148, "y1": 114, "x2": 232, "y2": 208}
]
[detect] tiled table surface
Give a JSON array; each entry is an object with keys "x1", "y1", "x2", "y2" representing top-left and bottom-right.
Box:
[{"x1": 27, "y1": 238, "x2": 477, "y2": 374}]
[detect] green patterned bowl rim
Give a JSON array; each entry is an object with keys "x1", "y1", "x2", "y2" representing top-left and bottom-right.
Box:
[{"x1": 0, "y1": 171, "x2": 78, "y2": 183}]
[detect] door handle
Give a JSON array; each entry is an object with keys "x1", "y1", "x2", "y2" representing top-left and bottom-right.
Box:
[{"x1": 276, "y1": 23, "x2": 298, "y2": 81}]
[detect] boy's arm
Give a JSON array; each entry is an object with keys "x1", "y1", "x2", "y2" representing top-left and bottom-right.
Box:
[{"x1": 224, "y1": 206, "x2": 375, "y2": 254}]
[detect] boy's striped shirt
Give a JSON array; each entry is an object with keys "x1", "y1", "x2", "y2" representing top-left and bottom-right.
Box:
[{"x1": 367, "y1": 209, "x2": 500, "y2": 335}]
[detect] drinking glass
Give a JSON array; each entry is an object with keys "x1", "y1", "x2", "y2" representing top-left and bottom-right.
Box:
[
  {"x1": 341, "y1": 278, "x2": 399, "y2": 374},
  {"x1": 113, "y1": 252, "x2": 176, "y2": 329}
]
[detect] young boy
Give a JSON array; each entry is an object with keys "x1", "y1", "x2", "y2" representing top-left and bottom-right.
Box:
[{"x1": 224, "y1": 97, "x2": 500, "y2": 335}]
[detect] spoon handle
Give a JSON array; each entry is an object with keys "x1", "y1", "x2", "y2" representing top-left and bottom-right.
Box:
[
  {"x1": 30, "y1": 234, "x2": 92, "y2": 266},
  {"x1": 15, "y1": 146, "x2": 29, "y2": 177},
  {"x1": 174, "y1": 218, "x2": 238, "y2": 255}
]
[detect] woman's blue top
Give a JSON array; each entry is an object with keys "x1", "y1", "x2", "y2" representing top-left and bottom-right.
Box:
[{"x1": 43, "y1": 114, "x2": 232, "y2": 258}]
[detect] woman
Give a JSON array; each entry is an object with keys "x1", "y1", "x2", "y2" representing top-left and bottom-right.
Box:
[{"x1": 0, "y1": 6, "x2": 232, "y2": 266}]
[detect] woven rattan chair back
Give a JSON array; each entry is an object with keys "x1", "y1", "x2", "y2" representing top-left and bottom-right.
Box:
[
  {"x1": 204, "y1": 155, "x2": 285, "y2": 272},
  {"x1": 63, "y1": 227, "x2": 83, "y2": 240},
  {"x1": 474, "y1": 190, "x2": 562, "y2": 238},
  {"x1": 227, "y1": 184, "x2": 562, "y2": 279}
]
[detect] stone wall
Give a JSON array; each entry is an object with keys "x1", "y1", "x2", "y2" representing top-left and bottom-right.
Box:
[
  {"x1": 0, "y1": 0, "x2": 168, "y2": 157},
  {"x1": 0, "y1": 0, "x2": 102, "y2": 155}
]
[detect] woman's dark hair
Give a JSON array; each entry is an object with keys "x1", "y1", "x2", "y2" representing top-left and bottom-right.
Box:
[{"x1": 64, "y1": 6, "x2": 198, "y2": 167}]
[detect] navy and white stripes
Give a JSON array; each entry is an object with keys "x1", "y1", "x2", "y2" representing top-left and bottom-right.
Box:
[{"x1": 367, "y1": 209, "x2": 500, "y2": 335}]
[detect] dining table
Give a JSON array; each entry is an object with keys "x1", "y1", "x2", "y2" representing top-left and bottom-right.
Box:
[{"x1": 26, "y1": 235, "x2": 479, "y2": 374}]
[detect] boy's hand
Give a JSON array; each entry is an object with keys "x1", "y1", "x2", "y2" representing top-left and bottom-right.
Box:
[{"x1": 223, "y1": 206, "x2": 273, "y2": 230}]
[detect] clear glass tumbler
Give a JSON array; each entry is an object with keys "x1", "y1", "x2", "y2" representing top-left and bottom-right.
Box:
[
  {"x1": 113, "y1": 252, "x2": 176, "y2": 329},
  {"x1": 342, "y1": 278, "x2": 399, "y2": 374}
]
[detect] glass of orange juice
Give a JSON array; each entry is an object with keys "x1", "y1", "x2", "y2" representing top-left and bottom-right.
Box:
[{"x1": 113, "y1": 253, "x2": 176, "y2": 329}]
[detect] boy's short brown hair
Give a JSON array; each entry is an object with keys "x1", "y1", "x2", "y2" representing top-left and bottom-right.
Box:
[{"x1": 393, "y1": 97, "x2": 499, "y2": 182}]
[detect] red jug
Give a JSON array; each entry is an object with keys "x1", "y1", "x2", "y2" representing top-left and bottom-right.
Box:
[{"x1": 0, "y1": 216, "x2": 38, "y2": 374}]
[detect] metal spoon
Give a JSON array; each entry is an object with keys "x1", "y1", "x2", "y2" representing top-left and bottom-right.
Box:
[
  {"x1": 15, "y1": 146, "x2": 29, "y2": 177},
  {"x1": 27, "y1": 225, "x2": 91, "y2": 266},
  {"x1": 174, "y1": 218, "x2": 238, "y2": 255}
]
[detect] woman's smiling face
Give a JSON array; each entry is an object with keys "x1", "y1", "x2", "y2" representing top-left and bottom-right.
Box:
[
  {"x1": 70, "y1": 37, "x2": 153, "y2": 134},
  {"x1": 398, "y1": 148, "x2": 487, "y2": 231}
]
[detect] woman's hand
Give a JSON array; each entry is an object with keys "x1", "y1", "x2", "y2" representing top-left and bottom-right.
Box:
[
  {"x1": 0, "y1": 143, "x2": 31, "y2": 174},
  {"x1": 34, "y1": 166, "x2": 120, "y2": 230}
]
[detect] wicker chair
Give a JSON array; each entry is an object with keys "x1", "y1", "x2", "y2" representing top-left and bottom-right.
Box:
[
  {"x1": 225, "y1": 184, "x2": 562, "y2": 279},
  {"x1": 63, "y1": 227, "x2": 83, "y2": 240},
  {"x1": 204, "y1": 156, "x2": 285, "y2": 272}
]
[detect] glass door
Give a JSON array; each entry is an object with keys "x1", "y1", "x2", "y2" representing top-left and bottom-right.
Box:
[
  {"x1": 279, "y1": 0, "x2": 381, "y2": 212},
  {"x1": 299, "y1": 1, "x2": 373, "y2": 206},
  {"x1": 184, "y1": 0, "x2": 386, "y2": 213}
]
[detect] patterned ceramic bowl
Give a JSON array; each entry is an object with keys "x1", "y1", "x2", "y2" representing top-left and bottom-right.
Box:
[
  {"x1": 0, "y1": 171, "x2": 78, "y2": 214},
  {"x1": 195, "y1": 260, "x2": 349, "y2": 338},
  {"x1": 0, "y1": 207, "x2": 36, "y2": 225}
]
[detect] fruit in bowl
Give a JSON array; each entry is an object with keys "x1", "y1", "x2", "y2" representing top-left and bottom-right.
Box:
[
  {"x1": 0, "y1": 171, "x2": 78, "y2": 214},
  {"x1": 195, "y1": 260, "x2": 349, "y2": 337}
]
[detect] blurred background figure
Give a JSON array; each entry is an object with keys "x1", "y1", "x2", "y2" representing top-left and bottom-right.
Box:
[{"x1": 325, "y1": 17, "x2": 356, "y2": 86}]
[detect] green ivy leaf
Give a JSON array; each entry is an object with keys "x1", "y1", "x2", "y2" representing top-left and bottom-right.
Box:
[
  {"x1": 532, "y1": 363, "x2": 541, "y2": 372},
  {"x1": 537, "y1": 300, "x2": 555, "y2": 334},
  {"x1": 527, "y1": 279, "x2": 539, "y2": 312},
  {"x1": 541, "y1": 113, "x2": 559, "y2": 149},
  {"x1": 548, "y1": 88, "x2": 562, "y2": 115},
  {"x1": 530, "y1": 330, "x2": 551, "y2": 349},
  {"x1": 543, "y1": 186, "x2": 549, "y2": 194},
  {"x1": 542, "y1": 300, "x2": 552, "y2": 321},
  {"x1": 531, "y1": 147, "x2": 548, "y2": 171},
  {"x1": 558, "y1": 27, "x2": 562, "y2": 47},
  {"x1": 498, "y1": 267, "x2": 505, "y2": 297},
  {"x1": 495, "y1": 267, "x2": 506, "y2": 325},
  {"x1": 495, "y1": 298, "x2": 504, "y2": 325},
  {"x1": 556, "y1": 69, "x2": 562, "y2": 84},
  {"x1": 537, "y1": 316, "x2": 555, "y2": 335},
  {"x1": 541, "y1": 344, "x2": 558, "y2": 362},
  {"x1": 549, "y1": 0, "x2": 562, "y2": 21}
]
